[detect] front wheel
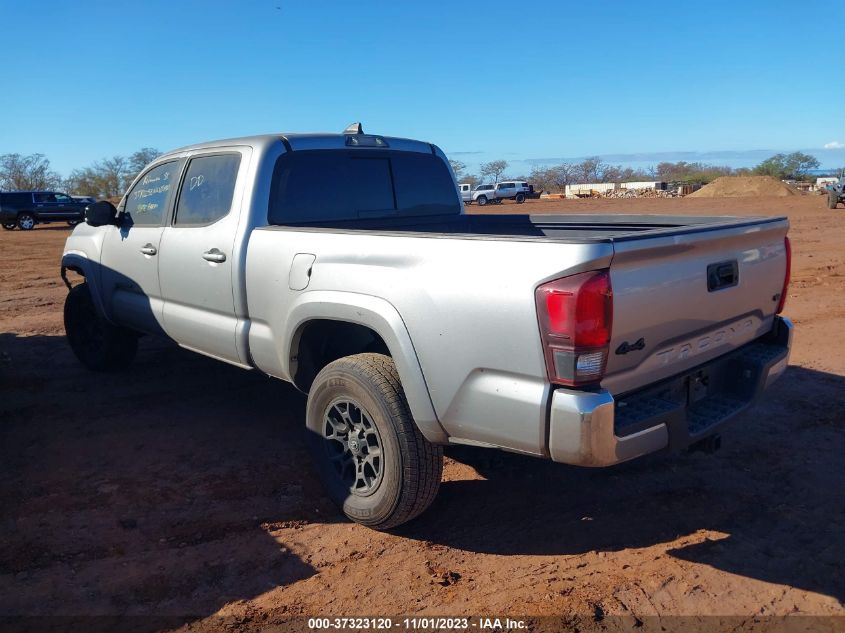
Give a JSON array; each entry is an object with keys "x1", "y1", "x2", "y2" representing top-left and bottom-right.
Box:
[
  {"x1": 67, "y1": 219, "x2": 82, "y2": 227},
  {"x1": 829, "y1": 190, "x2": 840, "y2": 209},
  {"x1": 2, "y1": 222, "x2": 15, "y2": 231},
  {"x1": 306, "y1": 353, "x2": 443, "y2": 530},
  {"x1": 64, "y1": 283, "x2": 138, "y2": 371},
  {"x1": 476, "y1": 195, "x2": 488, "y2": 206},
  {"x1": 17, "y1": 213, "x2": 36, "y2": 230}
]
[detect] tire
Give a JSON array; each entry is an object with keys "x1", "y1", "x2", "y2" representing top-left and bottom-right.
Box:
[
  {"x1": 306, "y1": 353, "x2": 443, "y2": 530},
  {"x1": 67, "y1": 219, "x2": 82, "y2": 227},
  {"x1": 515, "y1": 193, "x2": 526, "y2": 203},
  {"x1": 829, "y1": 190, "x2": 840, "y2": 209},
  {"x1": 17, "y1": 213, "x2": 36, "y2": 230},
  {"x1": 476, "y1": 195, "x2": 488, "y2": 206},
  {"x1": 2, "y1": 222, "x2": 15, "y2": 231},
  {"x1": 64, "y1": 282, "x2": 138, "y2": 372}
]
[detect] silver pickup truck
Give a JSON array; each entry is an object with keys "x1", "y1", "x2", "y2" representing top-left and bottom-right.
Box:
[{"x1": 60, "y1": 125, "x2": 793, "y2": 530}]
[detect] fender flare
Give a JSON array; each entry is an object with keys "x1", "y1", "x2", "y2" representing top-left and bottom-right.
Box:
[
  {"x1": 61, "y1": 252, "x2": 110, "y2": 322},
  {"x1": 283, "y1": 290, "x2": 448, "y2": 444}
]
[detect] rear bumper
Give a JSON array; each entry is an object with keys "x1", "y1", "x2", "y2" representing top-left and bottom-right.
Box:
[{"x1": 548, "y1": 316, "x2": 793, "y2": 466}]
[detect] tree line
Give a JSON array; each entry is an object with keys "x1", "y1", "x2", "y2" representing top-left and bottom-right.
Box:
[
  {"x1": 450, "y1": 151, "x2": 826, "y2": 193},
  {"x1": 0, "y1": 149, "x2": 160, "y2": 198},
  {"x1": 0, "y1": 148, "x2": 829, "y2": 199}
]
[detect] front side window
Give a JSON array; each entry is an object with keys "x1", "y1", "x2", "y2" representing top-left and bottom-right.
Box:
[
  {"x1": 124, "y1": 161, "x2": 178, "y2": 226},
  {"x1": 174, "y1": 154, "x2": 241, "y2": 226},
  {"x1": 54, "y1": 193, "x2": 73, "y2": 203}
]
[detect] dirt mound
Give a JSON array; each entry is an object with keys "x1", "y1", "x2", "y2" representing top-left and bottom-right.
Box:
[{"x1": 688, "y1": 176, "x2": 799, "y2": 198}]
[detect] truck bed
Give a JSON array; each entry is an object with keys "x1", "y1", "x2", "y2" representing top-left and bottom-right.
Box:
[
  {"x1": 254, "y1": 210, "x2": 790, "y2": 441},
  {"x1": 277, "y1": 212, "x2": 785, "y2": 242}
]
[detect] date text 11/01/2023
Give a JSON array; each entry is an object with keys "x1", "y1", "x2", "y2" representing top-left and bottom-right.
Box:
[{"x1": 307, "y1": 617, "x2": 528, "y2": 630}]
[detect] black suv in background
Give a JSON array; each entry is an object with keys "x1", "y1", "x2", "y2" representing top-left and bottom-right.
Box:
[{"x1": 0, "y1": 191, "x2": 89, "y2": 230}]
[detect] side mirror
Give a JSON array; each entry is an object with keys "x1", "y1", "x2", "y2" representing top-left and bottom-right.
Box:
[{"x1": 85, "y1": 201, "x2": 118, "y2": 227}]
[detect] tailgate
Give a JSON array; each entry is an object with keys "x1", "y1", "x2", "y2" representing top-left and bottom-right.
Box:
[{"x1": 603, "y1": 217, "x2": 789, "y2": 395}]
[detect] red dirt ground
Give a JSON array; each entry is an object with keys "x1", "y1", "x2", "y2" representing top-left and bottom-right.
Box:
[{"x1": 1, "y1": 195, "x2": 843, "y2": 630}]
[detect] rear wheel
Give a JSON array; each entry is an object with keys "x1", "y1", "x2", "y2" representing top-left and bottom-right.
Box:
[
  {"x1": 17, "y1": 213, "x2": 36, "y2": 230},
  {"x1": 306, "y1": 353, "x2": 443, "y2": 530},
  {"x1": 515, "y1": 192, "x2": 526, "y2": 203},
  {"x1": 829, "y1": 190, "x2": 840, "y2": 209},
  {"x1": 64, "y1": 282, "x2": 138, "y2": 371},
  {"x1": 67, "y1": 219, "x2": 82, "y2": 227},
  {"x1": 2, "y1": 222, "x2": 15, "y2": 231},
  {"x1": 476, "y1": 195, "x2": 488, "y2": 206}
]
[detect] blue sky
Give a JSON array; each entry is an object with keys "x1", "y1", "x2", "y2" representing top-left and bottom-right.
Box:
[{"x1": 1, "y1": 0, "x2": 843, "y2": 177}]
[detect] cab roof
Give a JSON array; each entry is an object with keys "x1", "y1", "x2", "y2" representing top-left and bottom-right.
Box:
[{"x1": 160, "y1": 132, "x2": 437, "y2": 160}]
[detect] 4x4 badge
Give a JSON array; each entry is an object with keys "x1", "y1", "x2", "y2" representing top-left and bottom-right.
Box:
[{"x1": 616, "y1": 338, "x2": 646, "y2": 355}]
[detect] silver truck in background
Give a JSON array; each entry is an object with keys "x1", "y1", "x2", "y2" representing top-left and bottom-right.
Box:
[{"x1": 61, "y1": 124, "x2": 793, "y2": 529}]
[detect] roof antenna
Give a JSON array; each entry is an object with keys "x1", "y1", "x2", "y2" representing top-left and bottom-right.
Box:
[{"x1": 343, "y1": 122, "x2": 364, "y2": 135}]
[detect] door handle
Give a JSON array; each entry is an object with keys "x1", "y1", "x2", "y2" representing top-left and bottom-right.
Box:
[
  {"x1": 140, "y1": 244, "x2": 157, "y2": 256},
  {"x1": 707, "y1": 260, "x2": 738, "y2": 291},
  {"x1": 202, "y1": 248, "x2": 226, "y2": 263}
]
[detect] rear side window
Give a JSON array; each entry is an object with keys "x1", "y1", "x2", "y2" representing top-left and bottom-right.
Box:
[
  {"x1": 34, "y1": 193, "x2": 57, "y2": 203},
  {"x1": 1, "y1": 193, "x2": 33, "y2": 206},
  {"x1": 174, "y1": 154, "x2": 241, "y2": 226},
  {"x1": 124, "y1": 161, "x2": 178, "y2": 226},
  {"x1": 268, "y1": 150, "x2": 459, "y2": 224}
]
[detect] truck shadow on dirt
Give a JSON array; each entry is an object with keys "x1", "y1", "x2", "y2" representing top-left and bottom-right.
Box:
[
  {"x1": 0, "y1": 332, "x2": 338, "y2": 626},
  {"x1": 2, "y1": 330, "x2": 843, "y2": 617},
  {"x1": 403, "y1": 365, "x2": 845, "y2": 604}
]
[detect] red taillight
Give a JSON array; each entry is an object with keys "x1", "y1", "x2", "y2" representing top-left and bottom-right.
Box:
[
  {"x1": 776, "y1": 236, "x2": 791, "y2": 314},
  {"x1": 536, "y1": 269, "x2": 613, "y2": 387}
]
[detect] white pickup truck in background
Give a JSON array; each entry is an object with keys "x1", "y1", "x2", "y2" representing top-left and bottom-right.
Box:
[
  {"x1": 461, "y1": 183, "x2": 495, "y2": 205},
  {"x1": 61, "y1": 125, "x2": 793, "y2": 530},
  {"x1": 462, "y1": 181, "x2": 537, "y2": 205}
]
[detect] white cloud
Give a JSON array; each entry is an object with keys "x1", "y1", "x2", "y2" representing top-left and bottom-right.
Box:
[{"x1": 824, "y1": 141, "x2": 845, "y2": 149}]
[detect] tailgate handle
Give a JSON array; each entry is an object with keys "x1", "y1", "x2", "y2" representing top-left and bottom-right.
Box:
[{"x1": 707, "y1": 260, "x2": 738, "y2": 292}]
